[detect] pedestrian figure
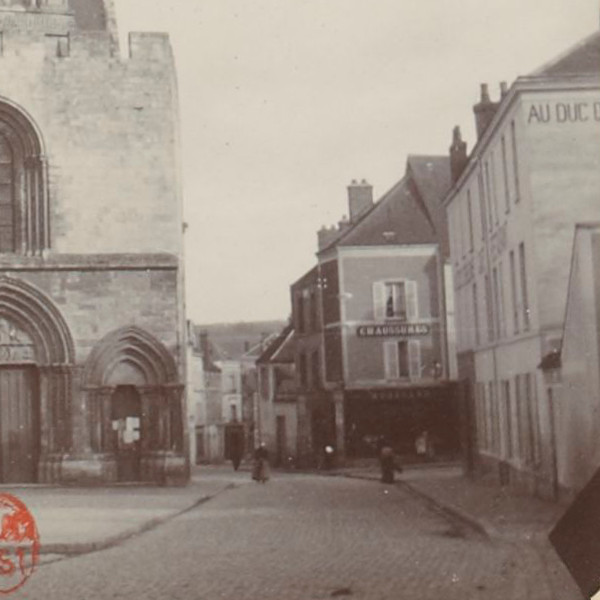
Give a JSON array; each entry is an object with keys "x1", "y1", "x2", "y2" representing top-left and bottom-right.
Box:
[
  {"x1": 379, "y1": 442, "x2": 396, "y2": 484},
  {"x1": 252, "y1": 442, "x2": 270, "y2": 483},
  {"x1": 231, "y1": 447, "x2": 242, "y2": 471}
]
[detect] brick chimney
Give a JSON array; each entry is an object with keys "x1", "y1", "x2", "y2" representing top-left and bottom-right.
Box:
[
  {"x1": 317, "y1": 225, "x2": 339, "y2": 251},
  {"x1": 473, "y1": 83, "x2": 500, "y2": 139},
  {"x1": 449, "y1": 126, "x2": 468, "y2": 184},
  {"x1": 347, "y1": 179, "x2": 373, "y2": 222}
]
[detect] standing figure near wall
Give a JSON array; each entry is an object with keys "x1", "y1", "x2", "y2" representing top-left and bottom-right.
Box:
[{"x1": 252, "y1": 443, "x2": 270, "y2": 483}]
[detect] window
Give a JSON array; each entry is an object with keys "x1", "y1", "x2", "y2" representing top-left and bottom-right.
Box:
[
  {"x1": 476, "y1": 383, "x2": 487, "y2": 450},
  {"x1": 484, "y1": 274, "x2": 494, "y2": 343},
  {"x1": 478, "y1": 171, "x2": 487, "y2": 239},
  {"x1": 384, "y1": 340, "x2": 421, "y2": 380},
  {"x1": 45, "y1": 33, "x2": 70, "y2": 58},
  {"x1": 484, "y1": 161, "x2": 496, "y2": 230},
  {"x1": 472, "y1": 282, "x2": 480, "y2": 346},
  {"x1": 509, "y1": 250, "x2": 519, "y2": 334},
  {"x1": 518, "y1": 242, "x2": 530, "y2": 330},
  {"x1": 502, "y1": 380, "x2": 513, "y2": 458},
  {"x1": 467, "y1": 191, "x2": 474, "y2": 252},
  {"x1": 501, "y1": 136, "x2": 510, "y2": 213},
  {"x1": 373, "y1": 280, "x2": 417, "y2": 321},
  {"x1": 298, "y1": 353, "x2": 307, "y2": 388},
  {"x1": 490, "y1": 155, "x2": 499, "y2": 225},
  {"x1": 493, "y1": 261, "x2": 506, "y2": 339},
  {"x1": 0, "y1": 103, "x2": 48, "y2": 256},
  {"x1": 295, "y1": 293, "x2": 305, "y2": 334},
  {"x1": 310, "y1": 289, "x2": 319, "y2": 332},
  {"x1": 510, "y1": 120, "x2": 521, "y2": 203},
  {"x1": 311, "y1": 350, "x2": 320, "y2": 389},
  {"x1": 0, "y1": 135, "x2": 14, "y2": 253},
  {"x1": 525, "y1": 373, "x2": 541, "y2": 465}
]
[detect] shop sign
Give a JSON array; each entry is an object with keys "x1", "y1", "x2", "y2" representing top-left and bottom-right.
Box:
[{"x1": 356, "y1": 323, "x2": 430, "y2": 337}]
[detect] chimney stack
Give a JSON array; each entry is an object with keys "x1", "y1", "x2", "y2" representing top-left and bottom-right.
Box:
[
  {"x1": 473, "y1": 83, "x2": 500, "y2": 139},
  {"x1": 500, "y1": 81, "x2": 508, "y2": 99},
  {"x1": 317, "y1": 225, "x2": 339, "y2": 251},
  {"x1": 347, "y1": 179, "x2": 373, "y2": 222},
  {"x1": 449, "y1": 126, "x2": 468, "y2": 184}
]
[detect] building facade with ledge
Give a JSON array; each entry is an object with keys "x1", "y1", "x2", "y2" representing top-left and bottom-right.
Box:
[
  {"x1": 444, "y1": 31, "x2": 600, "y2": 498},
  {"x1": 292, "y1": 162, "x2": 460, "y2": 466},
  {"x1": 0, "y1": 0, "x2": 187, "y2": 485}
]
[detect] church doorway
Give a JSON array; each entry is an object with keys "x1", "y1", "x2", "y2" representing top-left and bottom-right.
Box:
[
  {"x1": 111, "y1": 385, "x2": 142, "y2": 482},
  {"x1": 0, "y1": 366, "x2": 40, "y2": 483}
]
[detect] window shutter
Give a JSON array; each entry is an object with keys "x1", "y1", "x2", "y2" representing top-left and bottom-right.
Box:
[
  {"x1": 408, "y1": 340, "x2": 421, "y2": 379},
  {"x1": 373, "y1": 281, "x2": 385, "y2": 320},
  {"x1": 384, "y1": 341, "x2": 399, "y2": 380},
  {"x1": 406, "y1": 280, "x2": 418, "y2": 320}
]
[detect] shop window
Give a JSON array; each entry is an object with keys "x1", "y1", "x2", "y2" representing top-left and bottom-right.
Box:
[{"x1": 373, "y1": 280, "x2": 417, "y2": 321}]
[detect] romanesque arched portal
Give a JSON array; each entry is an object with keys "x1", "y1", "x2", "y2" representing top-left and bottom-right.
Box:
[
  {"x1": 83, "y1": 326, "x2": 185, "y2": 484},
  {"x1": 0, "y1": 277, "x2": 74, "y2": 483}
]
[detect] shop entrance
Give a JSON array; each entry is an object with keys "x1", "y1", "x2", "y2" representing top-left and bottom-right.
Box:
[
  {"x1": 0, "y1": 366, "x2": 39, "y2": 483},
  {"x1": 111, "y1": 385, "x2": 141, "y2": 482}
]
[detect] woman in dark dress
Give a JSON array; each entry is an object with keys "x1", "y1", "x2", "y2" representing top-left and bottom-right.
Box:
[{"x1": 252, "y1": 443, "x2": 270, "y2": 483}]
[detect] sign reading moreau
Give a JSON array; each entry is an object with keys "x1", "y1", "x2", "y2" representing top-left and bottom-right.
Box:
[{"x1": 356, "y1": 323, "x2": 430, "y2": 337}]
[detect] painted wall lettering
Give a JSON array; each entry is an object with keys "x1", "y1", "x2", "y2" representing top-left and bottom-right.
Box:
[{"x1": 528, "y1": 101, "x2": 600, "y2": 124}]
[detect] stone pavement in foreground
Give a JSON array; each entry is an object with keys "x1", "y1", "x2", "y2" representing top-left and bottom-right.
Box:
[
  {"x1": 336, "y1": 463, "x2": 584, "y2": 599},
  {"x1": 10, "y1": 472, "x2": 566, "y2": 600},
  {"x1": 0, "y1": 466, "x2": 242, "y2": 555}
]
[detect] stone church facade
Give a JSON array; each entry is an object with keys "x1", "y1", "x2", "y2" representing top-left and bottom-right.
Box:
[{"x1": 0, "y1": 0, "x2": 187, "y2": 484}]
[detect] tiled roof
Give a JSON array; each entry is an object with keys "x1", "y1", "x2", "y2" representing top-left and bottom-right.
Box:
[
  {"x1": 406, "y1": 155, "x2": 451, "y2": 256},
  {"x1": 318, "y1": 156, "x2": 450, "y2": 254},
  {"x1": 531, "y1": 30, "x2": 600, "y2": 77},
  {"x1": 256, "y1": 324, "x2": 295, "y2": 365}
]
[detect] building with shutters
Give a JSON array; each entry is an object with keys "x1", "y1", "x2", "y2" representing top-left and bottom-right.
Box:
[
  {"x1": 292, "y1": 163, "x2": 460, "y2": 466},
  {"x1": 0, "y1": 0, "x2": 187, "y2": 485},
  {"x1": 444, "y1": 31, "x2": 600, "y2": 498}
]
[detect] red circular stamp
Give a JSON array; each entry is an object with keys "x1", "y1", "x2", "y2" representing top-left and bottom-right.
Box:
[{"x1": 0, "y1": 494, "x2": 39, "y2": 594}]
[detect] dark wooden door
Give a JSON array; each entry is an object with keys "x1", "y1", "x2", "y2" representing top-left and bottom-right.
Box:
[
  {"x1": 0, "y1": 366, "x2": 39, "y2": 483},
  {"x1": 276, "y1": 415, "x2": 286, "y2": 467},
  {"x1": 111, "y1": 385, "x2": 141, "y2": 482}
]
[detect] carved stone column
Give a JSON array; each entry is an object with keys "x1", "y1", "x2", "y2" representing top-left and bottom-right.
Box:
[
  {"x1": 38, "y1": 364, "x2": 76, "y2": 483},
  {"x1": 140, "y1": 384, "x2": 188, "y2": 485}
]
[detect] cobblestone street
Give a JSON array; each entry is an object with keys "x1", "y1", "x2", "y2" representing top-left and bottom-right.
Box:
[{"x1": 10, "y1": 472, "x2": 558, "y2": 600}]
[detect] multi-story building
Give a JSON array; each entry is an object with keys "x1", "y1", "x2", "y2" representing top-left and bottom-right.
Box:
[
  {"x1": 444, "y1": 31, "x2": 600, "y2": 497},
  {"x1": 292, "y1": 159, "x2": 458, "y2": 466},
  {"x1": 0, "y1": 0, "x2": 187, "y2": 485},
  {"x1": 255, "y1": 324, "x2": 296, "y2": 467}
]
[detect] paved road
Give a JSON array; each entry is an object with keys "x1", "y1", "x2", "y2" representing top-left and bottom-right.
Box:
[{"x1": 13, "y1": 473, "x2": 552, "y2": 599}]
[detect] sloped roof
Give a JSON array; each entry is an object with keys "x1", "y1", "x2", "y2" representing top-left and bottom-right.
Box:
[
  {"x1": 318, "y1": 156, "x2": 451, "y2": 254},
  {"x1": 531, "y1": 30, "x2": 600, "y2": 77},
  {"x1": 406, "y1": 155, "x2": 451, "y2": 256},
  {"x1": 256, "y1": 324, "x2": 295, "y2": 365}
]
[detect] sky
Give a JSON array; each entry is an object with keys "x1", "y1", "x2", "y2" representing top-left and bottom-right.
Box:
[{"x1": 114, "y1": 0, "x2": 598, "y2": 325}]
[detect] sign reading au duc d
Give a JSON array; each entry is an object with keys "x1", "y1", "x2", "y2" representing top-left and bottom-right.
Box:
[{"x1": 356, "y1": 323, "x2": 430, "y2": 337}]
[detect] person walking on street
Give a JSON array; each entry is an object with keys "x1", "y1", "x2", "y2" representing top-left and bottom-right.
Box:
[
  {"x1": 230, "y1": 436, "x2": 243, "y2": 472},
  {"x1": 252, "y1": 442, "x2": 270, "y2": 483},
  {"x1": 379, "y1": 440, "x2": 397, "y2": 484}
]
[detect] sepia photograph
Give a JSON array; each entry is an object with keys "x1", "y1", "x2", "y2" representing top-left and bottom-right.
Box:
[{"x1": 0, "y1": 0, "x2": 596, "y2": 598}]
